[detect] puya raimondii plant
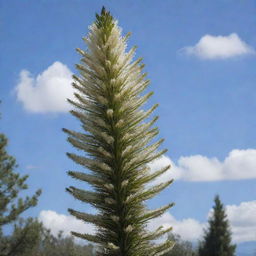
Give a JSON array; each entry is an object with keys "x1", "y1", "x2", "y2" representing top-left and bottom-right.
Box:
[{"x1": 64, "y1": 7, "x2": 174, "y2": 256}]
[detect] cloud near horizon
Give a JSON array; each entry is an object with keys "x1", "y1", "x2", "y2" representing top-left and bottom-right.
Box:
[
  {"x1": 15, "y1": 62, "x2": 74, "y2": 113},
  {"x1": 149, "y1": 200, "x2": 256, "y2": 243},
  {"x1": 183, "y1": 33, "x2": 255, "y2": 59},
  {"x1": 38, "y1": 210, "x2": 95, "y2": 238},
  {"x1": 226, "y1": 201, "x2": 256, "y2": 243},
  {"x1": 39, "y1": 200, "x2": 256, "y2": 243},
  {"x1": 149, "y1": 149, "x2": 256, "y2": 182},
  {"x1": 148, "y1": 211, "x2": 204, "y2": 242}
]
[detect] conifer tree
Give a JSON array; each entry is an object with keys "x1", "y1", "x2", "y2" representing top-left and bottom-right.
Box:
[
  {"x1": 0, "y1": 134, "x2": 41, "y2": 228},
  {"x1": 0, "y1": 132, "x2": 41, "y2": 255},
  {"x1": 3, "y1": 218, "x2": 42, "y2": 256},
  {"x1": 198, "y1": 195, "x2": 236, "y2": 256},
  {"x1": 64, "y1": 7, "x2": 174, "y2": 256}
]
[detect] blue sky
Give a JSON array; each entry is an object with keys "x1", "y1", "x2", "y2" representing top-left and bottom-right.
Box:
[{"x1": 0, "y1": 0, "x2": 255, "y2": 248}]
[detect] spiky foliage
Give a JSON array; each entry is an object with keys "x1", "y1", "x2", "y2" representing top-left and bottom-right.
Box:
[
  {"x1": 64, "y1": 7, "x2": 174, "y2": 256},
  {"x1": 199, "y1": 195, "x2": 236, "y2": 256}
]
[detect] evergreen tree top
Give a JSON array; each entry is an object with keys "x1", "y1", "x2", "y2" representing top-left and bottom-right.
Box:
[
  {"x1": 199, "y1": 195, "x2": 236, "y2": 256},
  {"x1": 214, "y1": 195, "x2": 222, "y2": 208}
]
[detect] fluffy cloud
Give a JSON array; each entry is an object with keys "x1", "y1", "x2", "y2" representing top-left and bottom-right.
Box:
[
  {"x1": 149, "y1": 200, "x2": 256, "y2": 243},
  {"x1": 226, "y1": 201, "x2": 256, "y2": 243},
  {"x1": 39, "y1": 209, "x2": 204, "y2": 243},
  {"x1": 183, "y1": 33, "x2": 255, "y2": 59},
  {"x1": 38, "y1": 210, "x2": 95, "y2": 238},
  {"x1": 15, "y1": 62, "x2": 74, "y2": 113},
  {"x1": 149, "y1": 149, "x2": 256, "y2": 182},
  {"x1": 39, "y1": 201, "x2": 256, "y2": 243},
  {"x1": 148, "y1": 212, "x2": 204, "y2": 242}
]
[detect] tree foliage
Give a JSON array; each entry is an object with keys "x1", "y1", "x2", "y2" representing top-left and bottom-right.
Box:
[
  {"x1": 64, "y1": 7, "x2": 174, "y2": 256},
  {"x1": 2, "y1": 220, "x2": 95, "y2": 256},
  {"x1": 164, "y1": 232, "x2": 198, "y2": 256},
  {"x1": 0, "y1": 132, "x2": 41, "y2": 255},
  {"x1": 36, "y1": 229, "x2": 95, "y2": 256},
  {"x1": 1, "y1": 218, "x2": 42, "y2": 256},
  {"x1": 198, "y1": 195, "x2": 236, "y2": 256}
]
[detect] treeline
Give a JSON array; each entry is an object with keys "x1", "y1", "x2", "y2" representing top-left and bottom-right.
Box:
[
  {"x1": 1, "y1": 219, "x2": 198, "y2": 256},
  {"x1": 1, "y1": 219, "x2": 94, "y2": 256},
  {"x1": 1, "y1": 221, "x2": 197, "y2": 256}
]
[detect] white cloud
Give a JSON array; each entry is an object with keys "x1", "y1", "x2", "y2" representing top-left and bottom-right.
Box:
[
  {"x1": 149, "y1": 149, "x2": 256, "y2": 182},
  {"x1": 148, "y1": 212, "x2": 204, "y2": 242},
  {"x1": 39, "y1": 209, "x2": 204, "y2": 243},
  {"x1": 15, "y1": 62, "x2": 74, "y2": 113},
  {"x1": 226, "y1": 201, "x2": 256, "y2": 243},
  {"x1": 38, "y1": 210, "x2": 95, "y2": 238},
  {"x1": 149, "y1": 200, "x2": 256, "y2": 243},
  {"x1": 183, "y1": 33, "x2": 255, "y2": 59},
  {"x1": 148, "y1": 155, "x2": 182, "y2": 182},
  {"x1": 39, "y1": 200, "x2": 256, "y2": 244}
]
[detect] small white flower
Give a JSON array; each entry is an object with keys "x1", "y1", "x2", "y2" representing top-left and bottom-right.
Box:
[
  {"x1": 115, "y1": 119, "x2": 124, "y2": 128},
  {"x1": 98, "y1": 162, "x2": 111, "y2": 172},
  {"x1": 104, "y1": 183, "x2": 114, "y2": 191},
  {"x1": 101, "y1": 132, "x2": 114, "y2": 144},
  {"x1": 121, "y1": 180, "x2": 129, "y2": 188},
  {"x1": 107, "y1": 242, "x2": 119, "y2": 250},
  {"x1": 110, "y1": 78, "x2": 116, "y2": 85},
  {"x1": 125, "y1": 225, "x2": 133, "y2": 233},
  {"x1": 105, "y1": 60, "x2": 112, "y2": 68},
  {"x1": 97, "y1": 147, "x2": 112, "y2": 158},
  {"x1": 107, "y1": 109, "x2": 114, "y2": 118}
]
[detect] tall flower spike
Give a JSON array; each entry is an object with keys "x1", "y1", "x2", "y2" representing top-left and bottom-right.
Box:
[{"x1": 64, "y1": 7, "x2": 174, "y2": 256}]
